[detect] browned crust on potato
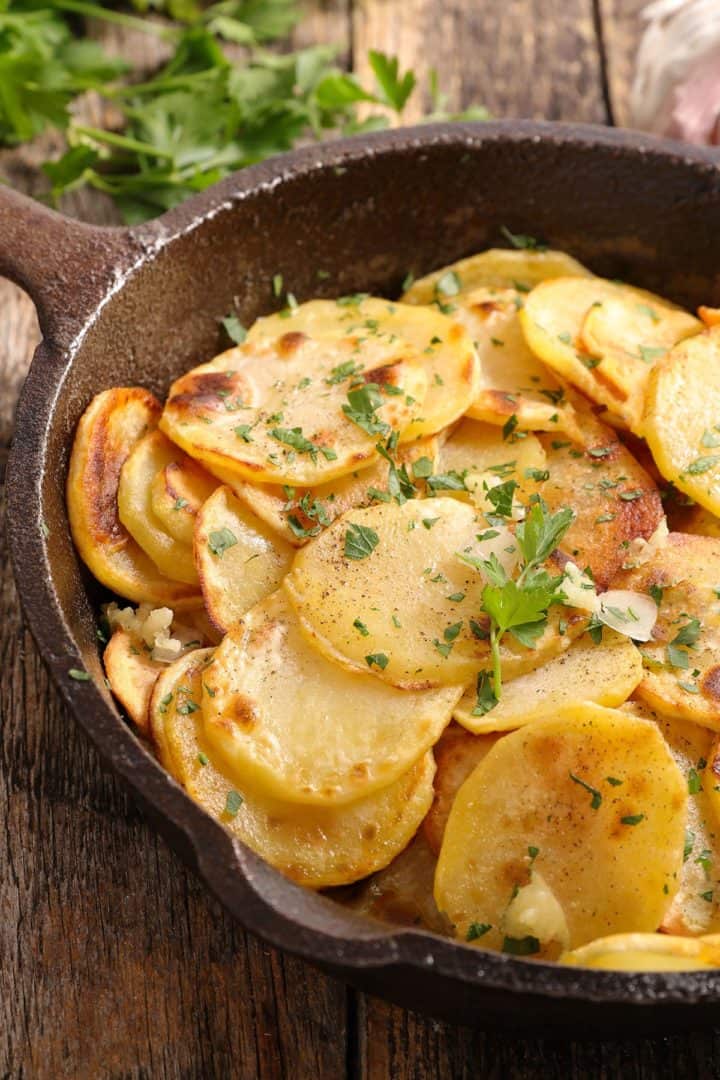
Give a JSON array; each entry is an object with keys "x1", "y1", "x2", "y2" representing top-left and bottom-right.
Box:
[{"x1": 539, "y1": 394, "x2": 663, "y2": 589}]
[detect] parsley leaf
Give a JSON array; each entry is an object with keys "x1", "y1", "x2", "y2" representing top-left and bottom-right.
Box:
[
  {"x1": 208, "y1": 527, "x2": 237, "y2": 557},
  {"x1": 500, "y1": 225, "x2": 546, "y2": 251},
  {"x1": 344, "y1": 522, "x2": 379, "y2": 560},
  {"x1": 342, "y1": 383, "x2": 390, "y2": 438},
  {"x1": 222, "y1": 314, "x2": 246, "y2": 343}
]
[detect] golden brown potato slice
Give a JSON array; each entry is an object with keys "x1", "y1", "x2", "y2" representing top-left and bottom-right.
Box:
[
  {"x1": 423, "y1": 723, "x2": 501, "y2": 855},
  {"x1": 612, "y1": 533, "x2": 720, "y2": 729},
  {"x1": 284, "y1": 497, "x2": 583, "y2": 690},
  {"x1": 561, "y1": 932, "x2": 720, "y2": 970},
  {"x1": 224, "y1": 436, "x2": 440, "y2": 547},
  {"x1": 202, "y1": 590, "x2": 461, "y2": 805},
  {"x1": 644, "y1": 327, "x2": 720, "y2": 518},
  {"x1": 623, "y1": 700, "x2": 720, "y2": 936},
  {"x1": 453, "y1": 631, "x2": 642, "y2": 735},
  {"x1": 246, "y1": 298, "x2": 480, "y2": 441},
  {"x1": 538, "y1": 392, "x2": 663, "y2": 589},
  {"x1": 436, "y1": 418, "x2": 546, "y2": 509},
  {"x1": 160, "y1": 329, "x2": 426, "y2": 487},
  {"x1": 118, "y1": 429, "x2": 199, "y2": 585},
  {"x1": 338, "y1": 833, "x2": 449, "y2": 933},
  {"x1": 151, "y1": 648, "x2": 435, "y2": 888},
  {"x1": 150, "y1": 456, "x2": 217, "y2": 545},
  {"x1": 434, "y1": 704, "x2": 686, "y2": 958},
  {"x1": 520, "y1": 277, "x2": 700, "y2": 434},
  {"x1": 402, "y1": 248, "x2": 593, "y2": 305},
  {"x1": 103, "y1": 629, "x2": 162, "y2": 734},
  {"x1": 66, "y1": 388, "x2": 200, "y2": 609},
  {"x1": 434, "y1": 286, "x2": 583, "y2": 438},
  {"x1": 193, "y1": 486, "x2": 294, "y2": 633},
  {"x1": 464, "y1": 292, "x2": 583, "y2": 437}
]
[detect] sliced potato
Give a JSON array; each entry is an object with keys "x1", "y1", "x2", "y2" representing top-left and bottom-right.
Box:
[
  {"x1": 623, "y1": 700, "x2": 720, "y2": 936},
  {"x1": 66, "y1": 388, "x2": 200, "y2": 609},
  {"x1": 402, "y1": 248, "x2": 593, "y2": 305},
  {"x1": 644, "y1": 326, "x2": 720, "y2": 517},
  {"x1": 436, "y1": 418, "x2": 546, "y2": 508},
  {"x1": 538, "y1": 392, "x2": 663, "y2": 589},
  {"x1": 151, "y1": 649, "x2": 434, "y2": 888},
  {"x1": 285, "y1": 497, "x2": 583, "y2": 690},
  {"x1": 423, "y1": 723, "x2": 501, "y2": 855},
  {"x1": 612, "y1": 532, "x2": 720, "y2": 729},
  {"x1": 118, "y1": 429, "x2": 199, "y2": 585},
  {"x1": 435, "y1": 287, "x2": 584, "y2": 438},
  {"x1": 202, "y1": 590, "x2": 461, "y2": 805},
  {"x1": 454, "y1": 631, "x2": 642, "y2": 736},
  {"x1": 246, "y1": 297, "x2": 480, "y2": 440},
  {"x1": 435, "y1": 704, "x2": 686, "y2": 957},
  {"x1": 104, "y1": 629, "x2": 163, "y2": 734},
  {"x1": 561, "y1": 932, "x2": 720, "y2": 970},
  {"x1": 225, "y1": 436, "x2": 440, "y2": 547},
  {"x1": 194, "y1": 485, "x2": 294, "y2": 633},
  {"x1": 520, "y1": 277, "x2": 700, "y2": 434},
  {"x1": 160, "y1": 330, "x2": 426, "y2": 487},
  {"x1": 150, "y1": 456, "x2": 217, "y2": 545},
  {"x1": 338, "y1": 833, "x2": 449, "y2": 933}
]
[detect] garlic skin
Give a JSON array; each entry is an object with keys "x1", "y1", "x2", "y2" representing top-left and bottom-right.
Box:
[{"x1": 631, "y1": 0, "x2": 720, "y2": 145}]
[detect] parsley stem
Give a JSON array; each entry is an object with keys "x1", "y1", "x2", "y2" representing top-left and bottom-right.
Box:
[
  {"x1": 73, "y1": 125, "x2": 175, "y2": 160},
  {"x1": 490, "y1": 624, "x2": 503, "y2": 701},
  {"x1": 53, "y1": 0, "x2": 177, "y2": 38}
]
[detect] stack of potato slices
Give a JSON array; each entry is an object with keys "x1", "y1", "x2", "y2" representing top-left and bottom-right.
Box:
[{"x1": 67, "y1": 245, "x2": 720, "y2": 970}]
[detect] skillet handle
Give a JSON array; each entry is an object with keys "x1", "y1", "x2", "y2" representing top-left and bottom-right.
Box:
[{"x1": 0, "y1": 187, "x2": 139, "y2": 346}]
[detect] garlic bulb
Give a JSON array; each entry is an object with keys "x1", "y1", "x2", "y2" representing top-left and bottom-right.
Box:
[{"x1": 631, "y1": 0, "x2": 720, "y2": 145}]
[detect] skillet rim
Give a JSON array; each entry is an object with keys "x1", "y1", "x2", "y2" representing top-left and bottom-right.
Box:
[{"x1": 8, "y1": 119, "x2": 720, "y2": 1013}]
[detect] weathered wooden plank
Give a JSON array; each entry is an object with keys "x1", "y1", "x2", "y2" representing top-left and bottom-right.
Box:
[
  {"x1": 597, "y1": 0, "x2": 646, "y2": 129},
  {"x1": 352, "y1": 0, "x2": 610, "y2": 124}
]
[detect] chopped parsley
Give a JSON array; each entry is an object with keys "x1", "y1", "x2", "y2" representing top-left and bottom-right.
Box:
[
  {"x1": 68, "y1": 668, "x2": 91, "y2": 682},
  {"x1": 472, "y1": 671, "x2": 498, "y2": 716},
  {"x1": 365, "y1": 652, "x2": 389, "y2": 670},
  {"x1": 353, "y1": 618, "x2": 370, "y2": 637},
  {"x1": 620, "y1": 813, "x2": 645, "y2": 826},
  {"x1": 221, "y1": 315, "x2": 246, "y2": 344},
  {"x1": 466, "y1": 922, "x2": 492, "y2": 941},
  {"x1": 270, "y1": 426, "x2": 338, "y2": 462},
  {"x1": 500, "y1": 225, "x2": 546, "y2": 251},
  {"x1": 342, "y1": 383, "x2": 391, "y2": 438},
  {"x1": 344, "y1": 522, "x2": 380, "y2": 560},
  {"x1": 688, "y1": 768, "x2": 703, "y2": 795},
  {"x1": 224, "y1": 790, "x2": 244, "y2": 817},
  {"x1": 208, "y1": 527, "x2": 238, "y2": 558},
  {"x1": 569, "y1": 772, "x2": 602, "y2": 810},
  {"x1": 686, "y1": 455, "x2": 720, "y2": 475}
]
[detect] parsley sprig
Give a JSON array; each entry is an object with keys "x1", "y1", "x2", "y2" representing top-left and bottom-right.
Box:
[{"x1": 460, "y1": 499, "x2": 574, "y2": 698}]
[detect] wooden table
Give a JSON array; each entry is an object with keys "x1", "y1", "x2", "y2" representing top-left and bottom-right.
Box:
[{"x1": 3, "y1": 2, "x2": 718, "y2": 1075}]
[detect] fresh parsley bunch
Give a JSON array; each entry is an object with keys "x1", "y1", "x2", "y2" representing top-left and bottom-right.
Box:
[{"x1": 1, "y1": 0, "x2": 488, "y2": 222}]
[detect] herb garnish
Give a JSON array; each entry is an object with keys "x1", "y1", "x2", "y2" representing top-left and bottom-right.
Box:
[
  {"x1": 458, "y1": 499, "x2": 573, "y2": 698},
  {"x1": 344, "y1": 522, "x2": 380, "y2": 560},
  {"x1": 208, "y1": 527, "x2": 237, "y2": 558},
  {"x1": 569, "y1": 772, "x2": 602, "y2": 810}
]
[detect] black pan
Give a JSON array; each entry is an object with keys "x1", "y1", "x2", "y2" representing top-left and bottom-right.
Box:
[{"x1": 6, "y1": 121, "x2": 720, "y2": 1035}]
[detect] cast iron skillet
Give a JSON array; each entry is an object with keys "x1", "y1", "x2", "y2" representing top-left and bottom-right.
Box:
[{"x1": 5, "y1": 121, "x2": 720, "y2": 1035}]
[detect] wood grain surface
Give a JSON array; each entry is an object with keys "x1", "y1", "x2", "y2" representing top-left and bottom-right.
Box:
[{"x1": 3, "y1": 3, "x2": 719, "y2": 1077}]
